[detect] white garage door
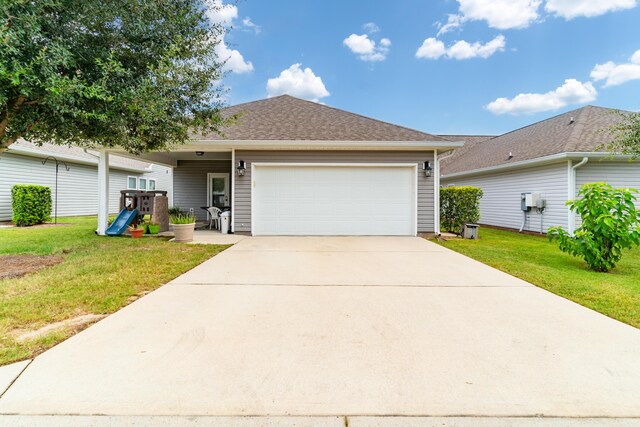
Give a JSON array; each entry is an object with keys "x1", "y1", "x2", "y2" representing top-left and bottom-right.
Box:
[{"x1": 252, "y1": 164, "x2": 416, "y2": 236}]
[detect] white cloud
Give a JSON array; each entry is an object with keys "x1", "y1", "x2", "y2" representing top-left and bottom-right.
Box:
[
  {"x1": 266, "y1": 64, "x2": 330, "y2": 102},
  {"x1": 242, "y1": 17, "x2": 261, "y2": 34},
  {"x1": 206, "y1": 0, "x2": 238, "y2": 26},
  {"x1": 363, "y1": 22, "x2": 380, "y2": 34},
  {"x1": 591, "y1": 49, "x2": 640, "y2": 87},
  {"x1": 416, "y1": 38, "x2": 446, "y2": 59},
  {"x1": 545, "y1": 0, "x2": 637, "y2": 19},
  {"x1": 486, "y1": 79, "x2": 597, "y2": 115},
  {"x1": 416, "y1": 35, "x2": 506, "y2": 60},
  {"x1": 206, "y1": 1, "x2": 254, "y2": 74},
  {"x1": 343, "y1": 33, "x2": 391, "y2": 62},
  {"x1": 438, "y1": 0, "x2": 541, "y2": 34},
  {"x1": 215, "y1": 39, "x2": 254, "y2": 74},
  {"x1": 436, "y1": 14, "x2": 466, "y2": 36}
]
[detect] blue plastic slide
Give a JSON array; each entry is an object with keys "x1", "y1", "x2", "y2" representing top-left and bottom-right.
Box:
[{"x1": 106, "y1": 208, "x2": 139, "y2": 236}]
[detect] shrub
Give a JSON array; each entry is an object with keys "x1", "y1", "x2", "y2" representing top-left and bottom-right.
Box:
[
  {"x1": 548, "y1": 182, "x2": 640, "y2": 272},
  {"x1": 440, "y1": 186, "x2": 483, "y2": 234},
  {"x1": 168, "y1": 206, "x2": 183, "y2": 216},
  {"x1": 11, "y1": 185, "x2": 52, "y2": 226},
  {"x1": 169, "y1": 213, "x2": 196, "y2": 224}
]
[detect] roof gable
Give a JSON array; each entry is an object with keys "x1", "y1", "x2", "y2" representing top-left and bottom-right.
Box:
[
  {"x1": 194, "y1": 95, "x2": 446, "y2": 142},
  {"x1": 442, "y1": 106, "x2": 625, "y2": 176}
]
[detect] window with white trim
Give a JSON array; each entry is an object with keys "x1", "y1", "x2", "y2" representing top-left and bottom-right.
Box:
[
  {"x1": 127, "y1": 176, "x2": 137, "y2": 190},
  {"x1": 148, "y1": 179, "x2": 156, "y2": 191},
  {"x1": 138, "y1": 178, "x2": 147, "y2": 190}
]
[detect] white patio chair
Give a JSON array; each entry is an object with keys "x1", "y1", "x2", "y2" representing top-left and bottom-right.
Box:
[{"x1": 206, "y1": 206, "x2": 222, "y2": 230}]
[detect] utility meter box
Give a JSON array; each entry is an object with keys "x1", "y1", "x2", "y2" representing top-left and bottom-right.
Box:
[{"x1": 521, "y1": 193, "x2": 542, "y2": 211}]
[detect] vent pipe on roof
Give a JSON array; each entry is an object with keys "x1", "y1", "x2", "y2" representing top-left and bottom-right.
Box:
[
  {"x1": 569, "y1": 117, "x2": 575, "y2": 124},
  {"x1": 507, "y1": 152, "x2": 513, "y2": 160}
]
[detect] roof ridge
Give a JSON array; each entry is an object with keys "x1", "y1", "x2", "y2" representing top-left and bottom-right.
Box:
[{"x1": 226, "y1": 95, "x2": 445, "y2": 141}]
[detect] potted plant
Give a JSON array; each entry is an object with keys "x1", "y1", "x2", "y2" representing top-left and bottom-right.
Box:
[
  {"x1": 147, "y1": 221, "x2": 161, "y2": 235},
  {"x1": 128, "y1": 224, "x2": 144, "y2": 239},
  {"x1": 169, "y1": 213, "x2": 196, "y2": 242}
]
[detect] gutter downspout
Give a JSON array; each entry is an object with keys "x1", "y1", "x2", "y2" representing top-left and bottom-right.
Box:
[
  {"x1": 435, "y1": 149, "x2": 456, "y2": 235},
  {"x1": 567, "y1": 157, "x2": 589, "y2": 235}
]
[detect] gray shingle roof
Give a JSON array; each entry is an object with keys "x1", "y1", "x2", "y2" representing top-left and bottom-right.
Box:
[
  {"x1": 194, "y1": 95, "x2": 447, "y2": 142},
  {"x1": 441, "y1": 106, "x2": 625, "y2": 176}
]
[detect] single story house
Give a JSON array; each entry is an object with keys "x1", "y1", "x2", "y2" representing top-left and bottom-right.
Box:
[
  {"x1": 441, "y1": 106, "x2": 640, "y2": 234},
  {"x1": 0, "y1": 140, "x2": 172, "y2": 221},
  {"x1": 105, "y1": 95, "x2": 463, "y2": 236}
]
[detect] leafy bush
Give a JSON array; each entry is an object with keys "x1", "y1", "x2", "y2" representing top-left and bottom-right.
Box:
[
  {"x1": 168, "y1": 206, "x2": 183, "y2": 216},
  {"x1": 440, "y1": 186, "x2": 483, "y2": 234},
  {"x1": 11, "y1": 185, "x2": 52, "y2": 226},
  {"x1": 169, "y1": 213, "x2": 196, "y2": 224},
  {"x1": 548, "y1": 183, "x2": 640, "y2": 272}
]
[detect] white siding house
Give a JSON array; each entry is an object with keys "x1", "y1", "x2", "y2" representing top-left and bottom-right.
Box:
[
  {"x1": 441, "y1": 106, "x2": 640, "y2": 234},
  {"x1": 446, "y1": 162, "x2": 569, "y2": 233},
  {"x1": 0, "y1": 142, "x2": 172, "y2": 221}
]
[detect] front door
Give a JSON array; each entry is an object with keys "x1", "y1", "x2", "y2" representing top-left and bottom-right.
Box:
[{"x1": 207, "y1": 173, "x2": 230, "y2": 208}]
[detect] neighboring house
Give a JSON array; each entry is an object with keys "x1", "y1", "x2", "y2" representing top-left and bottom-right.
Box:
[
  {"x1": 441, "y1": 106, "x2": 640, "y2": 234},
  {"x1": 0, "y1": 141, "x2": 172, "y2": 221},
  {"x1": 103, "y1": 95, "x2": 463, "y2": 236}
]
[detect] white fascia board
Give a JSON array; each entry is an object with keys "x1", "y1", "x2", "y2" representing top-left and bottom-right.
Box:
[
  {"x1": 442, "y1": 152, "x2": 638, "y2": 180},
  {"x1": 182, "y1": 140, "x2": 465, "y2": 151},
  {"x1": 6, "y1": 144, "x2": 149, "y2": 173}
]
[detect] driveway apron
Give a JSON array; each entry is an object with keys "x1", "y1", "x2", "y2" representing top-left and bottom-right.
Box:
[{"x1": 1, "y1": 237, "x2": 639, "y2": 417}]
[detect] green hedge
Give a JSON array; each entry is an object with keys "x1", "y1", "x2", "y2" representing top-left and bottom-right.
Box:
[
  {"x1": 440, "y1": 186, "x2": 483, "y2": 234},
  {"x1": 11, "y1": 185, "x2": 52, "y2": 226}
]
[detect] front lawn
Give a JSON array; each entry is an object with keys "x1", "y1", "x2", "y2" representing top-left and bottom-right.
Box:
[
  {"x1": 0, "y1": 217, "x2": 227, "y2": 366},
  {"x1": 433, "y1": 227, "x2": 640, "y2": 328}
]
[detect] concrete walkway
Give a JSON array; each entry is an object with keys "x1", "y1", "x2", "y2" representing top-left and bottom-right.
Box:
[{"x1": 1, "y1": 237, "x2": 640, "y2": 423}]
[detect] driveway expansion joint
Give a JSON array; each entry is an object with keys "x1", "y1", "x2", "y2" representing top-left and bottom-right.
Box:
[{"x1": 0, "y1": 359, "x2": 33, "y2": 400}]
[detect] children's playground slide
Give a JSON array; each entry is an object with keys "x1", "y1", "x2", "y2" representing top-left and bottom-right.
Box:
[{"x1": 105, "y1": 208, "x2": 139, "y2": 236}]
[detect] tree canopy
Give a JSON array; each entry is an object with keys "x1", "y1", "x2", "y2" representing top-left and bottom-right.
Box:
[
  {"x1": 605, "y1": 111, "x2": 640, "y2": 159},
  {"x1": 1, "y1": 0, "x2": 228, "y2": 154}
]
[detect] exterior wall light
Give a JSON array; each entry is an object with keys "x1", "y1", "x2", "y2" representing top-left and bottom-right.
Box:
[
  {"x1": 423, "y1": 161, "x2": 432, "y2": 177},
  {"x1": 195, "y1": 151, "x2": 204, "y2": 157},
  {"x1": 237, "y1": 160, "x2": 246, "y2": 176}
]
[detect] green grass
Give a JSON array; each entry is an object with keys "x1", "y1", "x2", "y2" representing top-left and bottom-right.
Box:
[
  {"x1": 0, "y1": 216, "x2": 228, "y2": 366},
  {"x1": 433, "y1": 227, "x2": 640, "y2": 328}
]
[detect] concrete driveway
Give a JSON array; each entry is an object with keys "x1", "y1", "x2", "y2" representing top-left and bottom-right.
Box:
[{"x1": 1, "y1": 236, "x2": 640, "y2": 423}]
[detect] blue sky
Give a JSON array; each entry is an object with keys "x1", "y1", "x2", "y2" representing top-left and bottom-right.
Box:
[{"x1": 212, "y1": 0, "x2": 640, "y2": 136}]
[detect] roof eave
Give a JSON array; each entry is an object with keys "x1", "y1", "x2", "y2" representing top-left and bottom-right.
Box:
[
  {"x1": 5, "y1": 144, "x2": 150, "y2": 173},
  {"x1": 442, "y1": 152, "x2": 638, "y2": 179},
  {"x1": 180, "y1": 140, "x2": 465, "y2": 151}
]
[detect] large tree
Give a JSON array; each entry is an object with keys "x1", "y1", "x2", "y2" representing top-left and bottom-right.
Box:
[
  {"x1": 1, "y1": 0, "x2": 227, "y2": 154},
  {"x1": 605, "y1": 111, "x2": 640, "y2": 159}
]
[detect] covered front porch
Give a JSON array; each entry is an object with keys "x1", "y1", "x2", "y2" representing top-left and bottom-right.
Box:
[{"x1": 95, "y1": 147, "x2": 238, "y2": 236}]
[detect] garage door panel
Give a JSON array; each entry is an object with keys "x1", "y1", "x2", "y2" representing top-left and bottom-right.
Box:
[{"x1": 253, "y1": 165, "x2": 415, "y2": 236}]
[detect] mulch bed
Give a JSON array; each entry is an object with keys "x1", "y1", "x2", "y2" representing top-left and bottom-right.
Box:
[{"x1": 0, "y1": 255, "x2": 65, "y2": 280}]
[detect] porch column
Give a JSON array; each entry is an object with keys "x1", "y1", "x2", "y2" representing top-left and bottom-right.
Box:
[
  {"x1": 433, "y1": 150, "x2": 440, "y2": 235},
  {"x1": 231, "y1": 149, "x2": 235, "y2": 233},
  {"x1": 97, "y1": 150, "x2": 110, "y2": 235}
]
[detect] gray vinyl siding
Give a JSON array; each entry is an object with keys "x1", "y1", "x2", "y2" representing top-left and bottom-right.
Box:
[
  {"x1": 234, "y1": 150, "x2": 435, "y2": 234},
  {"x1": 442, "y1": 162, "x2": 568, "y2": 233},
  {"x1": 0, "y1": 151, "x2": 170, "y2": 221},
  {"x1": 172, "y1": 160, "x2": 232, "y2": 220}
]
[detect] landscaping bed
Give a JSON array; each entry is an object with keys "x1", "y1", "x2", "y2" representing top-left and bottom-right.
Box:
[
  {"x1": 0, "y1": 216, "x2": 228, "y2": 366},
  {"x1": 433, "y1": 227, "x2": 640, "y2": 329}
]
